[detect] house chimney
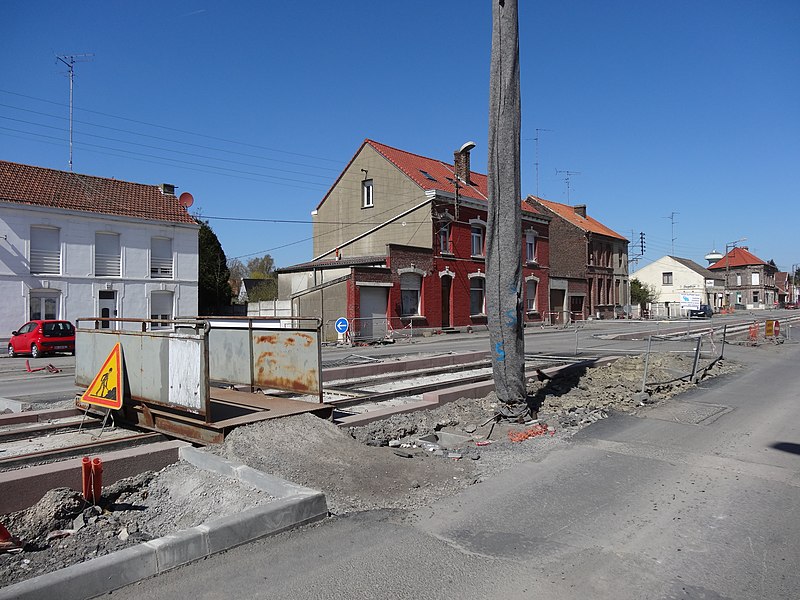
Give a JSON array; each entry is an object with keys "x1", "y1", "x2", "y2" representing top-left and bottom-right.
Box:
[
  {"x1": 159, "y1": 183, "x2": 176, "y2": 195},
  {"x1": 454, "y1": 141, "x2": 476, "y2": 184},
  {"x1": 573, "y1": 204, "x2": 587, "y2": 218}
]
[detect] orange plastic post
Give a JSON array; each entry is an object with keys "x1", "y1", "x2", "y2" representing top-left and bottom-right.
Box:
[
  {"x1": 91, "y1": 457, "x2": 103, "y2": 503},
  {"x1": 81, "y1": 457, "x2": 92, "y2": 501}
]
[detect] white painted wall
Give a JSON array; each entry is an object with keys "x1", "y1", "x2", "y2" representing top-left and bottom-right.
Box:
[
  {"x1": 632, "y1": 256, "x2": 723, "y2": 316},
  {"x1": 0, "y1": 203, "x2": 198, "y2": 338}
]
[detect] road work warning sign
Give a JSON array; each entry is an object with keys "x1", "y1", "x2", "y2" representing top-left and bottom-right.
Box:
[{"x1": 81, "y1": 343, "x2": 124, "y2": 410}]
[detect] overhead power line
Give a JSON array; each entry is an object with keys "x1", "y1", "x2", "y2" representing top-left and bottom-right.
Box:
[{"x1": 0, "y1": 88, "x2": 342, "y2": 164}]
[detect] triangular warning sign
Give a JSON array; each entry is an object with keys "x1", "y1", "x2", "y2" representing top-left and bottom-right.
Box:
[{"x1": 82, "y1": 343, "x2": 124, "y2": 410}]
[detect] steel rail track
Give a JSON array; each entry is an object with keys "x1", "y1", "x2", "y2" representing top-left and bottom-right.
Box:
[
  {"x1": 327, "y1": 356, "x2": 583, "y2": 409},
  {"x1": 0, "y1": 416, "x2": 103, "y2": 443},
  {"x1": 0, "y1": 431, "x2": 165, "y2": 470}
]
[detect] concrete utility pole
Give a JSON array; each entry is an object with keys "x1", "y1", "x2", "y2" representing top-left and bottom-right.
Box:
[{"x1": 486, "y1": 0, "x2": 527, "y2": 417}]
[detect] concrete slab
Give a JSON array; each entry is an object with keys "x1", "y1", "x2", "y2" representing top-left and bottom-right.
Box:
[
  {"x1": 0, "y1": 397, "x2": 29, "y2": 413},
  {"x1": 146, "y1": 527, "x2": 210, "y2": 572},
  {"x1": 205, "y1": 494, "x2": 327, "y2": 553},
  {"x1": 179, "y1": 446, "x2": 319, "y2": 499},
  {"x1": 0, "y1": 542, "x2": 158, "y2": 600}
]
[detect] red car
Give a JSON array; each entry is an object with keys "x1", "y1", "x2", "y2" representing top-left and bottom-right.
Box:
[{"x1": 8, "y1": 320, "x2": 75, "y2": 358}]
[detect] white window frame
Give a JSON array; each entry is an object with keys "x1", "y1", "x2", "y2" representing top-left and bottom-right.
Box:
[
  {"x1": 469, "y1": 272, "x2": 486, "y2": 316},
  {"x1": 439, "y1": 223, "x2": 451, "y2": 255},
  {"x1": 150, "y1": 291, "x2": 174, "y2": 330},
  {"x1": 30, "y1": 225, "x2": 61, "y2": 275},
  {"x1": 736, "y1": 274, "x2": 742, "y2": 285},
  {"x1": 526, "y1": 277, "x2": 539, "y2": 312},
  {"x1": 150, "y1": 237, "x2": 174, "y2": 279},
  {"x1": 362, "y1": 179, "x2": 374, "y2": 209},
  {"x1": 399, "y1": 272, "x2": 422, "y2": 317},
  {"x1": 470, "y1": 219, "x2": 486, "y2": 257},
  {"x1": 751, "y1": 272, "x2": 760, "y2": 285},
  {"x1": 525, "y1": 231, "x2": 538, "y2": 263},
  {"x1": 30, "y1": 291, "x2": 60, "y2": 320},
  {"x1": 95, "y1": 232, "x2": 121, "y2": 277}
]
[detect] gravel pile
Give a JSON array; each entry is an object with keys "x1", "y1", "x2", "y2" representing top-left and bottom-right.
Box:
[{"x1": 0, "y1": 460, "x2": 271, "y2": 588}]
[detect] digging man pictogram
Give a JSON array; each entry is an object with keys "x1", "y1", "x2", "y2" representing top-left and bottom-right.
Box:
[{"x1": 97, "y1": 367, "x2": 116, "y2": 400}]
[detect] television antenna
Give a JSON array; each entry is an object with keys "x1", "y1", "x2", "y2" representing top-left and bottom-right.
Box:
[
  {"x1": 555, "y1": 169, "x2": 580, "y2": 204},
  {"x1": 56, "y1": 53, "x2": 94, "y2": 171},
  {"x1": 664, "y1": 211, "x2": 679, "y2": 255}
]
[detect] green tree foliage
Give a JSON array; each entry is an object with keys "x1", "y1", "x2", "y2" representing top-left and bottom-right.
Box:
[
  {"x1": 245, "y1": 278, "x2": 278, "y2": 302},
  {"x1": 630, "y1": 277, "x2": 658, "y2": 308},
  {"x1": 238, "y1": 254, "x2": 277, "y2": 302},
  {"x1": 197, "y1": 220, "x2": 232, "y2": 315},
  {"x1": 246, "y1": 255, "x2": 275, "y2": 278}
]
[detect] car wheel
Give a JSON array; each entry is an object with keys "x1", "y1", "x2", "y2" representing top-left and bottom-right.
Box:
[
  {"x1": 7, "y1": 344, "x2": 14, "y2": 358},
  {"x1": 30, "y1": 343, "x2": 40, "y2": 359}
]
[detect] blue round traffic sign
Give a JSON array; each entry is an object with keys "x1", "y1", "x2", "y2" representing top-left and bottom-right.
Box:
[{"x1": 335, "y1": 317, "x2": 349, "y2": 334}]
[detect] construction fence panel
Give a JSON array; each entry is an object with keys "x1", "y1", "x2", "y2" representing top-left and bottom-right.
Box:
[
  {"x1": 206, "y1": 317, "x2": 323, "y2": 398},
  {"x1": 350, "y1": 317, "x2": 390, "y2": 342},
  {"x1": 75, "y1": 327, "x2": 207, "y2": 414}
]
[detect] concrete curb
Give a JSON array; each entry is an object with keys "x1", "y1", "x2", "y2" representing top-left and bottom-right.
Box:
[{"x1": 0, "y1": 450, "x2": 327, "y2": 600}]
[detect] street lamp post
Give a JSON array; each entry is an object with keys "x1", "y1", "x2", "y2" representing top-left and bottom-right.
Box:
[{"x1": 724, "y1": 237, "x2": 747, "y2": 309}]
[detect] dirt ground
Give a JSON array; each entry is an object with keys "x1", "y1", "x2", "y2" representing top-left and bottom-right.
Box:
[{"x1": 0, "y1": 352, "x2": 740, "y2": 588}]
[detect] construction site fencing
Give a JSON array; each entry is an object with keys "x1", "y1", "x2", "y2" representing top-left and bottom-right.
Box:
[
  {"x1": 75, "y1": 316, "x2": 324, "y2": 415},
  {"x1": 541, "y1": 311, "x2": 586, "y2": 328},
  {"x1": 336, "y1": 317, "x2": 415, "y2": 344},
  {"x1": 573, "y1": 321, "x2": 724, "y2": 361}
]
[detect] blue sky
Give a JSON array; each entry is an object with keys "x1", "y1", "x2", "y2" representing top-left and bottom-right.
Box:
[{"x1": 2, "y1": 1, "x2": 799, "y2": 272}]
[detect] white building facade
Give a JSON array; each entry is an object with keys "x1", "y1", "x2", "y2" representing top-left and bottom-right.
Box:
[
  {"x1": 632, "y1": 255, "x2": 724, "y2": 317},
  {"x1": 0, "y1": 161, "x2": 199, "y2": 338}
]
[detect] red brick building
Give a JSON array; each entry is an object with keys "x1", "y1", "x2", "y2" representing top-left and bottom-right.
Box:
[
  {"x1": 525, "y1": 197, "x2": 629, "y2": 321},
  {"x1": 277, "y1": 140, "x2": 551, "y2": 341}
]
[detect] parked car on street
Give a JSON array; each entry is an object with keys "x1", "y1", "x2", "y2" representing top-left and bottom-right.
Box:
[
  {"x1": 688, "y1": 305, "x2": 713, "y2": 319},
  {"x1": 7, "y1": 320, "x2": 75, "y2": 358}
]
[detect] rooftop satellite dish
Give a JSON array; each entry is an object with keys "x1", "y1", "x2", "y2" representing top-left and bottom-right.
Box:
[{"x1": 179, "y1": 192, "x2": 194, "y2": 208}]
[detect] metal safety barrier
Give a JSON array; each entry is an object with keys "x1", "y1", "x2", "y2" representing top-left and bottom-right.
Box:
[{"x1": 75, "y1": 316, "x2": 324, "y2": 417}]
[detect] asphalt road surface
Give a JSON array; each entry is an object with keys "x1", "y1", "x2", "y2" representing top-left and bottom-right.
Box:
[{"x1": 104, "y1": 340, "x2": 800, "y2": 600}]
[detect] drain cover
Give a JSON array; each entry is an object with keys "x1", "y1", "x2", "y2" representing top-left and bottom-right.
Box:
[{"x1": 642, "y1": 401, "x2": 731, "y2": 425}]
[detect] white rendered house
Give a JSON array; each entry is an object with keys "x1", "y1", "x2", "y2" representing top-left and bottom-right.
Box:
[
  {"x1": 0, "y1": 160, "x2": 199, "y2": 338},
  {"x1": 632, "y1": 255, "x2": 724, "y2": 317}
]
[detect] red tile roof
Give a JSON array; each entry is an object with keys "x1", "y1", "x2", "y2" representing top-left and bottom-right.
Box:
[
  {"x1": 708, "y1": 247, "x2": 767, "y2": 270},
  {"x1": 367, "y1": 139, "x2": 489, "y2": 201},
  {"x1": 527, "y1": 196, "x2": 627, "y2": 241},
  {"x1": 0, "y1": 160, "x2": 196, "y2": 224},
  {"x1": 316, "y1": 139, "x2": 547, "y2": 218}
]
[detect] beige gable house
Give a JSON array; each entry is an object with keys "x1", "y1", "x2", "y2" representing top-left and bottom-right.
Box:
[{"x1": 633, "y1": 255, "x2": 724, "y2": 317}]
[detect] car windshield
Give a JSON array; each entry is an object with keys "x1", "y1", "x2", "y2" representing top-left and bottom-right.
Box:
[{"x1": 42, "y1": 322, "x2": 74, "y2": 337}]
